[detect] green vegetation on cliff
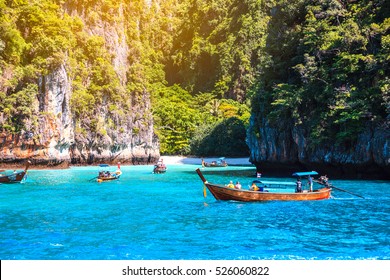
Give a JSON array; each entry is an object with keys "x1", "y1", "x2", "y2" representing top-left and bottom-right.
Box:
[
  {"x1": 0, "y1": 0, "x2": 388, "y2": 157},
  {"x1": 253, "y1": 0, "x2": 389, "y2": 148}
]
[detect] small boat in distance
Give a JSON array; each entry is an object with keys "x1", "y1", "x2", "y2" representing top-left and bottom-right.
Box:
[
  {"x1": 202, "y1": 157, "x2": 228, "y2": 167},
  {"x1": 0, "y1": 161, "x2": 31, "y2": 184},
  {"x1": 195, "y1": 168, "x2": 331, "y2": 202},
  {"x1": 153, "y1": 158, "x2": 167, "y2": 174},
  {"x1": 97, "y1": 162, "x2": 122, "y2": 182}
]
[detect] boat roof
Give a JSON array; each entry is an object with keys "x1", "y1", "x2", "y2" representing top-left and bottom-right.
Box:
[
  {"x1": 99, "y1": 164, "x2": 110, "y2": 167},
  {"x1": 292, "y1": 171, "x2": 319, "y2": 177}
]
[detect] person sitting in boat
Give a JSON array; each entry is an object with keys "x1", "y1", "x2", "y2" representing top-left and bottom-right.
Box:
[
  {"x1": 235, "y1": 181, "x2": 242, "y2": 189},
  {"x1": 250, "y1": 182, "x2": 260, "y2": 191},
  {"x1": 250, "y1": 183, "x2": 258, "y2": 191},
  {"x1": 250, "y1": 180, "x2": 265, "y2": 191},
  {"x1": 227, "y1": 181, "x2": 235, "y2": 188},
  {"x1": 156, "y1": 158, "x2": 166, "y2": 169},
  {"x1": 296, "y1": 178, "x2": 302, "y2": 193}
]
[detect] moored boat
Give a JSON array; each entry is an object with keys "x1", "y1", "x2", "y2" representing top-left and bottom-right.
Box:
[
  {"x1": 202, "y1": 157, "x2": 228, "y2": 167},
  {"x1": 153, "y1": 158, "x2": 167, "y2": 173},
  {"x1": 153, "y1": 165, "x2": 167, "y2": 173},
  {"x1": 0, "y1": 161, "x2": 31, "y2": 184},
  {"x1": 97, "y1": 162, "x2": 122, "y2": 182},
  {"x1": 196, "y1": 168, "x2": 332, "y2": 202}
]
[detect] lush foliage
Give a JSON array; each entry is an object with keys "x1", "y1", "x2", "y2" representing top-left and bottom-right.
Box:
[
  {"x1": 252, "y1": 0, "x2": 389, "y2": 147},
  {"x1": 190, "y1": 117, "x2": 249, "y2": 156},
  {"x1": 1, "y1": 0, "x2": 388, "y2": 156},
  {"x1": 161, "y1": 0, "x2": 389, "y2": 153},
  {"x1": 151, "y1": 84, "x2": 250, "y2": 155},
  {"x1": 166, "y1": 0, "x2": 271, "y2": 102}
]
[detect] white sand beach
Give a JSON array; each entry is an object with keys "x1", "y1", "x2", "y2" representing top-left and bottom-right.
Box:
[{"x1": 160, "y1": 156, "x2": 253, "y2": 166}]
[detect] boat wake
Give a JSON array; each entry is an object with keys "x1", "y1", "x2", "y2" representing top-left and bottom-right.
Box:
[
  {"x1": 331, "y1": 197, "x2": 363, "y2": 200},
  {"x1": 50, "y1": 243, "x2": 64, "y2": 247}
]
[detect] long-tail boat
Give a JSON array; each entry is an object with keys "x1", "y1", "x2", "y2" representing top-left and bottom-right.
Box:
[
  {"x1": 97, "y1": 162, "x2": 122, "y2": 182},
  {"x1": 153, "y1": 164, "x2": 167, "y2": 173},
  {"x1": 153, "y1": 158, "x2": 167, "y2": 174},
  {"x1": 202, "y1": 157, "x2": 228, "y2": 167},
  {"x1": 196, "y1": 168, "x2": 331, "y2": 202},
  {"x1": 0, "y1": 161, "x2": 31, "y2": 184}
]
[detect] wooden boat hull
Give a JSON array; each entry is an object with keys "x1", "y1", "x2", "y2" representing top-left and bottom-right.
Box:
[
  {"x1": 196, "y1": 168, "x2": 331, "y2": 202},
  {"x1": 154, "y1": 169, "x2": 166, "y2": 173},
  {"x1": 98, "y1": 176, "x2": 120, "y2": 181},
  {"x1": 205, "y1": 183, "x2": 331, "y2": 201},
  {"x1": 97, "y1": 172, "x2": 121, "y2": 182},
  {"x1": 97, "y1": 163, "x2": 121, "y2": 182},
  {"x1": 153, "y1": 166, "x2": 167, "y2": 173},
  {"x1": 0, "y1": 171, "x2": 27, "y2": 184},
  {"x1": 203, "y1": 162, "x2": 228, "y2": 167},
  {"x1": 0, "y1": 161, "x2": 30, "y2": 184}
]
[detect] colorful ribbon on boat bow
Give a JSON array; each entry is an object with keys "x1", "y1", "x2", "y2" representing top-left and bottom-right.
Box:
[{"x1": 203, "y1": 181, "x2": 208, "y2": 198}]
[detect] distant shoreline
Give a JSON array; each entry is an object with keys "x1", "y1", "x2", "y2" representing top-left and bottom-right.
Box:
[
  {"x1": 0, "y1": 156, "x2": 253, "y2": 170},
  {"x1": 160, "y1": 156, "x2": 252, "y2": 166}
]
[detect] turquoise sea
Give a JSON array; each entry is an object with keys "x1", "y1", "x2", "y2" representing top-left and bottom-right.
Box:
[{"x1": 0, "y1": 164, "x2": 389, "y2": 260}]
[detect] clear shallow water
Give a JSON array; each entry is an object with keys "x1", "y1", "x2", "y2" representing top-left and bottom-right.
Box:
[{"x1": 0, "y1": 164, "x2": 389, "y2": 260}]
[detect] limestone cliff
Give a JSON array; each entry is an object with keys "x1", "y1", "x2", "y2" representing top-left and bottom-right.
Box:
[
  {"x1": 65, "y1": 2, "x2": 160, "y2": 165},
  {"x1": 0, "y1": 2, "x2": 160, "y2": 167},
  {"x1": 0, "y1": 65, "x2": 74, "y2": 166}
]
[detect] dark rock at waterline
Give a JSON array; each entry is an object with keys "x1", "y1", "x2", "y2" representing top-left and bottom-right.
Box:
[{"x1": 247, "y1": 117, "x2": 390, "y2": 180}]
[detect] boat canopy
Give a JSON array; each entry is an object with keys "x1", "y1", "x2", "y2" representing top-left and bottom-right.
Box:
[
  {"x1": 99, "y1": 164, "x2": 110, "y2": 168},
  {"x1": 292, "y1": 171, "x2": 319, "y2": 177}
]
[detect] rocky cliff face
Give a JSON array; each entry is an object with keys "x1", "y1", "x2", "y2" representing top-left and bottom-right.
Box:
[
  {"x1": 0, "y1": 65, "x2": 74, "y2": 166},
  {"x1": 247, "y1": 116, "x2": 390, "y2": 179},
  {"x1": 0, "y1": 69, "x2": 159, "y2": 167},
  {"x1": 0, "y1": 3, "x2": 160, "y2": 167},
  {"x1": 66, "y1": 3, "x2": 160, "y2": 165}
]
